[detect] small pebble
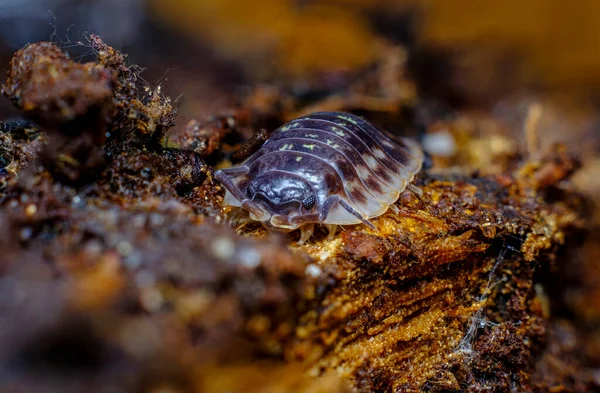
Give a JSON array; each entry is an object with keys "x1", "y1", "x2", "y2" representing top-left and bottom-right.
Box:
[
  {"x1": 211, "y1": 236, "x2": 235, "y2": 260},
  {"x1": 19, "y1": 227, "x2": 33, "y2": 241},
  {"x1": 422, "y1": 129, "x2": 457, "y2": 157},
  {"x1": 139, "y1": 288, "x2": 163, "y2": 313},
  {"x1": 71, "y1": 195, "x2": 85, "y2": 208},
  {"x1": 24, "y1": 204, "x2": 37, "y2": 217},
  {"x1": 237, "y1": 247, "x2": 261, "y2": 268},
  {"x1": 123, "y1": 251, "x2": 142, "y2": 270},
  {"x1": 83, "y1": 240, "x2": 104, "y2": 256},
  {"x1": 116, "y1": 241, "x2": 133, "y2": 256},
  {"x1": 305, "y1": 264, "x2": 322, "y2": 278}
]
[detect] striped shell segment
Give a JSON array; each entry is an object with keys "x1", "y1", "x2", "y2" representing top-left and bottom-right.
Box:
[{"x1": 215, "y1": 111, "x2": 424, "y2": 229}]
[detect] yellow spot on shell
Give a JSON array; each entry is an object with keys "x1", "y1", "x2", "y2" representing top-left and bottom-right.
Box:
[
  {"x1": 326, "y1": 139, "x2": 341, "y2": 148},
  {"x1": 331, "y1": 126, "x2": 345, "y2": 137},
  {"x1": 338, "y1": 115, "x2": 359, "y2": 125},
  {"x1": 281, "y1": 122, "x2": 300, "y2": 131},
  {"x1": 303, "y1": 144, "x2": 316, "y2": 150},
  {"x1": 296, "y1": 156, "x2": 303, "y2": 161}
]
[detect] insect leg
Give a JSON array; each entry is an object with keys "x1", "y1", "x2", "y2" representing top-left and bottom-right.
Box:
[
  {"x1": 407, "y1": 183, "x2": 423, "y2": 197},
  {"x1": 286, "y1": 196, "x2": 344, "y2": 244},
  {"x1": 324, "y1": 224, "x2": 338, "y2": 240},
  {"x1": 388, "y1": 204, "x2": 400, "y2": 215},
  {"x1": 214, "y1": 169, "x2": 268, "y2": 220},
  {"x1": 338, "y1": 200, "x2": 376, "y2": 229},
  {"x1": 298, "y1": 224, "x2": 314, "y2": 245}
]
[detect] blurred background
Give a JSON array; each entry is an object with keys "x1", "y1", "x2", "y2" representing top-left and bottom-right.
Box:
[
  {"x1": 1, "y1": 0, "x2": 599, "y2": 169},
  {"x1": 1, "y1": 1, "x2": 600, "y2": 389},
  {"x1": 2, "y1": 0, "x2": 600, "y2": 120}
]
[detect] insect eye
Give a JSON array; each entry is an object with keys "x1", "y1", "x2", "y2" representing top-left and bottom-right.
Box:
[{"x1": 302, "y1": 195, "x2": 316, "y2": 210}]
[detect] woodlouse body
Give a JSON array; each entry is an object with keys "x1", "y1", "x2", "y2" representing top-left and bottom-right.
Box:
[{"x1": 215, "y1": 112, "x2": 423, "y2": 237}]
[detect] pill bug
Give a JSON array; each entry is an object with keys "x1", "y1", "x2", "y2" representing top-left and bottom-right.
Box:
[{"x1": 215, "y1": 111, "x2": 424, "y2": 243}]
